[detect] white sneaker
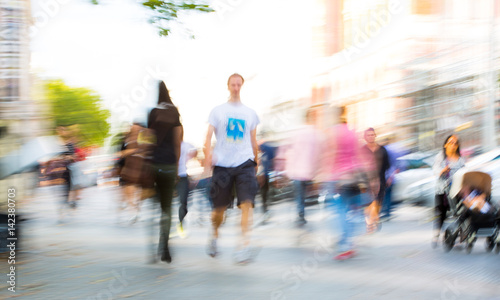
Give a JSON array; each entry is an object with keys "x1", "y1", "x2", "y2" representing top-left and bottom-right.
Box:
[
  {"x1": 234, "y1": 247, "x2": 251, "y2": 264},
  {"x1": 207, "y1": 238, "x2": 218, "y2": 257}
]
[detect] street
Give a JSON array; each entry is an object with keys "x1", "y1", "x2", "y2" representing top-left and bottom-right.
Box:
[{"x1": 1, "y1": 184, "x2": 499, "y2": 300}]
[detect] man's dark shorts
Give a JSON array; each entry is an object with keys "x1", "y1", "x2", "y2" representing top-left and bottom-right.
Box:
[{"x1": 211, "y1": 159, "x2": 259, "y2": 209}]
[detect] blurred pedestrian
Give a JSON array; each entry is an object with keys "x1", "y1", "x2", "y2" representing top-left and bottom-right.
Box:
[
  {"x1": 66, "y1": 125, "x2": 86, "y2": 205},
  {"x1": 319, "y1": 106, "x2": 376, "y2": 260},
  {"x1": 380, "y1": 135, "x2": 409, "y2": 221},
  {"x1": 286, "y1": 108, "x2": 321, "y2": 226},
  {"x1": 361, "y1": 128, "x2": 390, "y2": 233},
  {"x1": 148, "y1": 81, "x2": 183, "y2": 263},
  {"x1": 203, "y1": 73, "x2": 260, "y2": 263},
  {"x1": 113, "y1": 124, "x2": 130, "y2": 219},
  {"x1": 257, "y1": 133, "x2": 276, "y2": 219},
  {"x1": 191, "y1": 153, "x2": 213, "y2": 225},
  {"x1": 58, "y1": 126, "x2": 78, "y2": 203},
  {"x1": 432, "y1": 134, "x2": 465, "y2": 248},
  {"x1": 44, "y1": 125, "x2": 77, "y2": 222},
  {"x1": 118, "y1": 122, "x2": 153, "y2": 223},
  {"x1": 176, "y1": 139, "x2": 198, "y2": 238}
]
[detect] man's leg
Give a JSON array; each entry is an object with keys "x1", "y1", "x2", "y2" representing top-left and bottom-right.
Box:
[
  {"x1": 207, "y1": 166, "x2": 232, "y2": 257},
  {"x1": 207, "y1": 206, "x2": 225, "y2": 257},
  {"x1": 240, "y1": 202, "x2": 253, "y2": 247},
  {"x1": 293, "y1": 180, "x2": 306, "y2": 224},
  {"x1": 233, "y1": 160, "x2": 259, "y2": 262},
  {"x1": 261, "y1": 175, "x2": 269, "y2": 214},
  {"x1": 177, "y1": 176, "x2": 189, "y2": 224},
  {"x1": 211, "y1": 206, "x2": 226, "y2": 239},
  {"x1": 381, "y1": 184, "x2": 393, "y2": 219}
]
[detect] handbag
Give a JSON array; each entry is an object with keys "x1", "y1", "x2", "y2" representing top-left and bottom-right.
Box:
[
  {"x1": 119, "y1": 125, "x2": 156, "y2": 188},
  {"x1": 337, "y1": 169, "x2": 370, "y2": 196},
  {"x1": 120, "y1": 155, "x2": 155, "y2": 188}
]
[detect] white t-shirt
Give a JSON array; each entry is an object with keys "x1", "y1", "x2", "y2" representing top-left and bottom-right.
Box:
[
  {"x1": 178, "y1": 142, "x2": 196, "y2": 177},
  {"x1": 208, "y1": 102, "x2": 260, "y2": 168}
]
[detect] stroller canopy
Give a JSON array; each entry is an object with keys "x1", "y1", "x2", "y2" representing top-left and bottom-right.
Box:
[{"x1": 450, "y1": 171, "x2": 492, "y2": 200}]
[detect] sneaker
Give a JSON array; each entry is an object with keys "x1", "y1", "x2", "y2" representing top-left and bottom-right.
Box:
[
  {"x1": 177, "y1": 223, "x2": 186, "y2": 239},
  {"x1": 129, "y1": 214, "x2": 139, "y2": 224},
  {"x1": 207, "y1": 238, "x2": 218, "y2": 258},
  {"x1": 234, "y1": 247, "x2": 253, "y2": 264},
  {"x1": 431, "y1": 236, "x2": 438, "y2": 249},
  {"x1": 334, "y1": 250, "x2": 356, "y2": 261},
  {"x1": 160, "y1": 247, "x2": 172, "y2": 263},
  {"x1": 263, "y1": 211, "x2": 272, "y2": 222},
  {"x1": 379, "y1": 215, "x2": 393, "y2": 223},
  {"x1": 295, "y1": 217, "x2": 307, "y2": 227}
]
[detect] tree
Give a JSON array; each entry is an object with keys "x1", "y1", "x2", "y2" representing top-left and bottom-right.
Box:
[
  {"x1": 92, "y1": 0, "x2": 214, "y2": 37},
  {"x1": 45, "y1": 80, "x2": 111, "y2": 147}
]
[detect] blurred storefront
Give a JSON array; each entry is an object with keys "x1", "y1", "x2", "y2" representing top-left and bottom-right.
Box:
[
  {"x1": 310, "y1": 0, "x2": 500, "y2": 152},
  {"x1": 0, "y1": 0, "x2": 39, "y2": 210}
]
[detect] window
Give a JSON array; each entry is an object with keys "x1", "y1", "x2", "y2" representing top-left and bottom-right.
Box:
[{"x1": 412, "y1": 0, "x2": 435, "y2": 15}]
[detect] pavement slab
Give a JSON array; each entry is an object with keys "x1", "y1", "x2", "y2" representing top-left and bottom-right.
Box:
[{"x1": 1, "y1": 185, "x2": 499, "y2": 299}]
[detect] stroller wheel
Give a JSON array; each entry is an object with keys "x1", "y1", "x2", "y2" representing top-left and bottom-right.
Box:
[
  {"x1": 486, "y1": 237, "x2": 495, "y2": 253},
  {"x1": 443, "y1": 229, "x2": 456, "y2": 253},
  {"x1": 466, "y1": 239, "x2": 475, "y2": 254}
]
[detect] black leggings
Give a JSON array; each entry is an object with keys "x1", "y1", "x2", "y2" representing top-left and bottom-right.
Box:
[{"x1": 435, "y1": 194, "x2": 449, "y2": 231}]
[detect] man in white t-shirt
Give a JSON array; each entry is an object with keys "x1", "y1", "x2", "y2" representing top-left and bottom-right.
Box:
[{"x1": 203, "y1": 73, "x2": 260, "y2": 263}]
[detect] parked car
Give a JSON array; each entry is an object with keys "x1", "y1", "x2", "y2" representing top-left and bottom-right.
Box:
[
  {"x1": 397, "y1": 147, "x2": 500, "y2": 206},
  {"x1": 450, "y1": 151, "x2": 500, "y2": 206},
  {"x1": 392, "y1": 151, "x2": 436, "y2": 205}
]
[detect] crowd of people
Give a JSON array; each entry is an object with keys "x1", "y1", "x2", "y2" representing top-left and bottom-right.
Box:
[
  {"x1": 44, "y1": 73, "x2": 499, "y2": 265},
  {"x1": 109, "y1": 73, "x2": 417, "y2": 263}
]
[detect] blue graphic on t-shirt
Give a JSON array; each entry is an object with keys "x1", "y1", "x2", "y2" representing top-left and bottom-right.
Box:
[{"x1": 226, "y1": 118, "x2": 245, "y2": 142}]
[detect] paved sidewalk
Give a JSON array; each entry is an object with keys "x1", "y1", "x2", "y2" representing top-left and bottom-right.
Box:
[{"x1": 1, "y1": 185, "x2": 499, "y2": 299}]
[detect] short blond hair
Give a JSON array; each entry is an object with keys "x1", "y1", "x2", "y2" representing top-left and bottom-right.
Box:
[{"x1": 227, "y1": 73, "x2": 244, "y2": 85}]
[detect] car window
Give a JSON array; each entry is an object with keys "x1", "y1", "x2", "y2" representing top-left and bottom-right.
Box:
[
  {"x1": 403, "y1": 159, "x2": 431, "y2": 170},
  {"x1": 397, "y1": 152, "x2": 434, "y2": 170}
]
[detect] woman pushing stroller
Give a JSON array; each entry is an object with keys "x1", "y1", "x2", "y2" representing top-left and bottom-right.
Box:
[{"x1": 432, "y1": 135, "x2": 466, "y2": 248}]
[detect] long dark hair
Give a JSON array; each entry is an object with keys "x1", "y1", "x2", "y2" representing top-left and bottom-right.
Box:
[
  {"x1": 443, "y1": 134, "x2": 460, "y2": 159},
  {"x1": 158, "y1": 81, "x2": 173, "y2": 105}
]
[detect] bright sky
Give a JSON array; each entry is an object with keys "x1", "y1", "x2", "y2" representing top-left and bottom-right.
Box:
[{"x1": 31, "y1": 0, "x2": 313, "y2": 148}]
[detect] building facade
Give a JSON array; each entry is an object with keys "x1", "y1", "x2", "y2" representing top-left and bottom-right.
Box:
[
  {"x1": 311, "y1": 0, "x2": 500, "y2": 152},
  {"x1": 0, "y1": 0, "x2": 38, "y2": 211}
]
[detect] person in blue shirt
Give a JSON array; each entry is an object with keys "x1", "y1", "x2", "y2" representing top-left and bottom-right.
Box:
[{"x1": 258, "y1": 138, "x2": 276, "y2": 217}]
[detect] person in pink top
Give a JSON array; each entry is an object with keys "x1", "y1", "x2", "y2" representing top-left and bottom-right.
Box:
[
  {"x1": 319, "y1": 106, "x2": 377, "y2": 260},
  {"x1": 286, "y1": 108, "x2": 321, "y2": 226}
]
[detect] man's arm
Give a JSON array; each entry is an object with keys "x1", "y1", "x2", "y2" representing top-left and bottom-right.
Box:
[
  {"x1": 187, "y1": 147, "x2": 198, "y2": 160},
  {"x1": 203, "y1": 125, "x2": 215, "y2": 174},
  {"x1": 250, "y1": 128, "x2": 258, "y2": 170}
]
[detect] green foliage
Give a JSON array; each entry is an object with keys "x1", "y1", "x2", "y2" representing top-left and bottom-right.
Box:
[
  {"x1": 92, "y1": 0, "x2": 214, "y2": 37},
  {"x1": 45, "y1": 80, "x2": 111, "y2": 147},
  {"x1": 143, "y1": 0, "x2": 214, "y2": 36}
]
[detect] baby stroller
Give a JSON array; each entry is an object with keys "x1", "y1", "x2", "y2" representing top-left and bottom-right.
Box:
[{"x1": 443, "y1": 171, "x2": 500, "y2": 254}]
